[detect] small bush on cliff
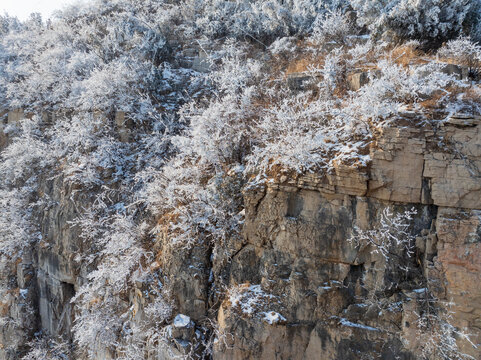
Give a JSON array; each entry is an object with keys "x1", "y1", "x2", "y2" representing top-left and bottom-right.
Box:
[
  {"x1": 22, "y1": 336, "x2": 71, "y2": 360},
  {"x1": 438, "y1": 37, "x2": 481, "y2": 79},
  {"x1": 415, "y1": 307, "x2": 477, "y2": 360},
  {"x1": 349, "y1": 208, "x2": 417, "y2": 262}
]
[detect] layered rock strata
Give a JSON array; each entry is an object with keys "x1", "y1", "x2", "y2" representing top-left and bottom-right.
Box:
[{"x1": 213, "y1": 117, "x2": 481, "y2": 359}]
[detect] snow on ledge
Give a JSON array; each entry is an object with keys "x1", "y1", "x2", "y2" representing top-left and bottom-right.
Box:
[
  {"x1": 339, "y1": 318, "x2": 379, "y2": 332},
  {"x1": 173, "y1": 314, "x2": 192, "y2": 328},
  {"x1": 262, "y1": 311, "x2": 286, "y2": 325}
]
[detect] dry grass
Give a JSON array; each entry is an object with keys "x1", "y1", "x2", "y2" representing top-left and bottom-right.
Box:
[
  {"x1": 150, "y1": 259, "x2": 161, "y2": 272},
  {"x1": 0, "y1": 302, "x2": 8, "y2": 317},
  {"x1": 15, "y1": 257, "x2": 22, "y2": 267},
  {"x1": 264, "y1": 163, "x2": 299, "y2": 182},
  {"x1": 156, "y1": 210, "x2": 181, "y2": 239},
  {"x1": 157, "y1": 210, "x2": 180, "y2": 226},
  {"x1": 461, "y1": 85, "x2": 481, "y2": 103},
  {"x1": 388, "y1": 44, "x2": 430, "y2": 67},
  {"x1": 8, "y1": 288, "x2": 20, "y2": 297},
  {"x1": 285, "y1": 55, "x2": 326, "y2": 75},
  {"x1": 222, "y1": 282, "x2": 250, "y2": 308},
  {"x1": 88, "y1": 297, "x2": 101, "y2": 307},
  {"x1": 38, "y1": 240, "x2": 49, "y2": 249},
  {"x1": 419, "y1": 85, "x2": 465, "y2": 111}
]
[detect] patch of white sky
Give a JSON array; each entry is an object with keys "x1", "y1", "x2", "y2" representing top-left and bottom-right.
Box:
[{"x1": 1, "y1": 0, "x2": 92, "y2": 21}]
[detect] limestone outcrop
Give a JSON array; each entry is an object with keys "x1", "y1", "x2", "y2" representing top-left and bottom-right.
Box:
[{"x1": 213, "y1": 116, "x2": 481, "y2": 359}]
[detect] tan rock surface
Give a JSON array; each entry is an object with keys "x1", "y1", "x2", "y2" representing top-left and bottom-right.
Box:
[
  {"x1": 216, "y1": 119, "x2": 481, "y2": 359},
  {"x1": 435, "y1": 208, "x2": 481, "y2": 358}
]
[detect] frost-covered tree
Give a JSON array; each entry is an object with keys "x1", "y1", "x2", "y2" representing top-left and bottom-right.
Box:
[
  {"x1": 309, "y1": 10, "x2": 353, "y2": 46},
  {"x1": 0, "y1": 0, "x2": 183, "y2": 121},
  {"x1": 143, "y1": 41, "x2": 259, "y2": 251},
  {"x1": 178, "y1": 0, "x2": 349, "y2": 42},
  {"x1": 0, "y1": 1, "x2": 190, "y2": 357},
  {"x1": 0, "y1": 14, "x2": 21, "y2": 37},
  {"x1": 349, "y1": 208, "x2": 477, "y2": 360},
  {"x1": 351, "y1": 0, "x2": 481, "y2": 46}
]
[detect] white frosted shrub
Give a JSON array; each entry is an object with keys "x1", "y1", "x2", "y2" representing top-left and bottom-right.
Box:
[{"x1": 309, "y1": 10, "x2": 352, "y2": 46}]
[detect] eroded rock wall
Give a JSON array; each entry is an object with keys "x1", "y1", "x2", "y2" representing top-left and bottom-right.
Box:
[
  {"x1": 214, "y1": 117, "x2": 481, "y2": 359},
  {"x1": 1, "y1": 113, "x2": 480, "y2": 359}
]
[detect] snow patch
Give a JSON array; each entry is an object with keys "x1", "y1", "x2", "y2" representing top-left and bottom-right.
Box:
[
  {"x1": 262, "y1": 311, "x2": 286, "y2": 325},
  {"x1": 19, "y1": 288, "x2": 28, "y2": 299},
  {"x1": 339, "y1": 318, "x2": 379, "y2": 331},
  {"x1": 173, "y1": 314, "x2": 192, "y2": 328},
  {"x1": 413, "y1": 288, "x2": 428, "y2": 294},
  {"x1": 229, "y1": 284, "x2": 277, "y2": 315}
]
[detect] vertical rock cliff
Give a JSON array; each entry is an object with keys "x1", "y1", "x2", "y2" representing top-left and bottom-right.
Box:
[{"x1": 212, "y1": 119, "x2": 481, "y2": 359}]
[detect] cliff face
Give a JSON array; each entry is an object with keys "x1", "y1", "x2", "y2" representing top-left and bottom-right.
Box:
[
  {"x1": 1, "y1": 111, "x2": 479, "y2": 359},
  {"x1": 212, "y1": 118, "x2": 481, "y2": 359}
]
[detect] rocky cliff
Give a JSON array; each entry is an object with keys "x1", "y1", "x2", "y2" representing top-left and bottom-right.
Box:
[
  {"x1": 212, "y1": 117, "x2": 481, "y2": 359},
  {"x1": 1, "y1": 4, "x2": 481, "y2": 357},
  {"x1": 1, "y1": 110, "x2": 480, "y2": 359}
]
